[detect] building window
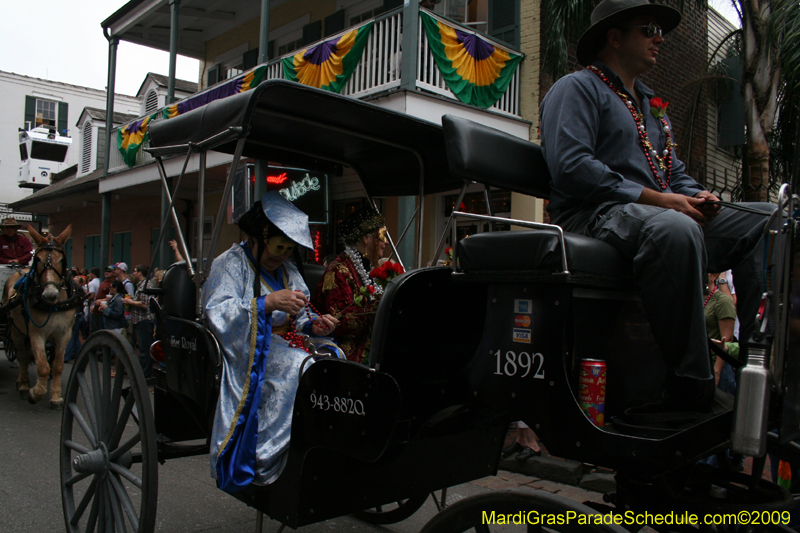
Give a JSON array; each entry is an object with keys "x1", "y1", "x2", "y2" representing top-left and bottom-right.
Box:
[
  {"x1": 81, "y1": 122, "x2": 92, "y2": 174},
  {"x1": 278, "y1": 38, "x2": 304, "y2": 57},
  {"x1": 36, "y1": 99, "x2": 57, "y2": 128},
  {"x1": 144, "y1": 90, "x2": 159, "y2": 114}
]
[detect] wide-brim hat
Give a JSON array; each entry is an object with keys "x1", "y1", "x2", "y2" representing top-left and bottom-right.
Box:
[
  {"x1": 576, "y1": 0, "x2": 681, "y2": 67},
  {"x1": 260, "y1": 191, "x2": 313, "y2": 250},
  {"x1": 2, "y1": 218, "x2": 22, "y2": 228}
]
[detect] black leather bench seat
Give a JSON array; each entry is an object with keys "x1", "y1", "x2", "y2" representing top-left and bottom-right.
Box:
[{"x1": 458, "y1": 229, "x2": 632, "y2": 280}]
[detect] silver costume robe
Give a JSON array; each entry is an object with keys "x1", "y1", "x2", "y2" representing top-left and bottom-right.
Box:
[{"x1": 205, "y1": 243, "x2": 330, "y2": 486}]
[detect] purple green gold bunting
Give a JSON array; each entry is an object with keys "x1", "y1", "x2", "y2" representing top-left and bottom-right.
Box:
[
  {"x1": 420, "y1": 12, "x2": 522, "y2": 109},
  {"x1": 282, "y1": 22, "x2": 373, "y2": 93},
  {"x1": 117, "y1": 113, "x2": 158, "y2": 167}
]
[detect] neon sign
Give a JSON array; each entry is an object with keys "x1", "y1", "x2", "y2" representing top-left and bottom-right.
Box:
[
  {"x1": 280, "y1": 174, "x2": 321, "y2": 202},
  {"x1": 267, "y1": 172, "x2": 288, "y2": 184}
]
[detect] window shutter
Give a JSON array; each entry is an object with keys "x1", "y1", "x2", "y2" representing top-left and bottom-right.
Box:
[
  {"x1": 242, "y1": 48, "x2": 259, "y2": 70},
  {"x1": 324, "y1": 10, "x2": 346, "y2": 37},
  {"x1": 58, "y1": 102, "x2": 69, "y2": 135},
  {"x1": 81, "y1": 122, "x2": 93, "y2": 174},
  {"x1": 489, "y1": 0, "x2": 519, "y2": 48},
  {"x1": 24, "y1": 95, "x2": 35, "y2": 129},
  {"x1": 207, "y1": 65, "x2": 220, "y2": 87},
  {"x1": 267, "y1": 40, "x2": 275, "y2": 61},
  {"x1": 383, "y1": 0, "x2": 403, "y2": 11},
  {"x1": 302, "y1": 20, "x2": 322, "y2": 45}
]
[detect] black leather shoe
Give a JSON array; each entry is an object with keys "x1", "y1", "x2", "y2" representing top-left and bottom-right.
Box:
[
  {"x1": 515, "y1": 446, "x2": 541, "y2": 462},
  {"x1": 502, "y1": 441, "x2": 523, "y2": 457}
]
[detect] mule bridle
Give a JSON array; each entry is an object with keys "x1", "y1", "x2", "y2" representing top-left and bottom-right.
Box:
[{"x1": 31, "y1": 240, "x2": 70, "y2": 296}]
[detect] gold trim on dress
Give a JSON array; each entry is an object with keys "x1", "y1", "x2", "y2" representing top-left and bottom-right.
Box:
[{"x1": 218, "y1": 297, "x2": 260, "y2": 457}]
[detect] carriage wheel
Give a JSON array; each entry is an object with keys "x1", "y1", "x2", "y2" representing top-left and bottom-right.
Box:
[
  {"x1": 60, "y1": 330, "x2": 157, "y2": 533},
  {"x1": 420, "y1": 490, "x2": 629, "y2": 533},
  {"x1": 352, "y1": 493, "x2": 429, "y2": 524}
]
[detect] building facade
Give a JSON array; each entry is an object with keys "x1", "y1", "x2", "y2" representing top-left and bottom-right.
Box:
[{"x1": 0, "y1": 71, "x2": 139, "y2": 204}]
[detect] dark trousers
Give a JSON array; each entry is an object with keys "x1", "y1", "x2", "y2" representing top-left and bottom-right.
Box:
[{"x1": 555, "y1": 201, "x2": 776, "y2": 380}]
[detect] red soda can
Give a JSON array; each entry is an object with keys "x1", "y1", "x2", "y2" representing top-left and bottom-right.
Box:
[{"x1": 578, "y1": 359, "x2": 607, "y2": 427}]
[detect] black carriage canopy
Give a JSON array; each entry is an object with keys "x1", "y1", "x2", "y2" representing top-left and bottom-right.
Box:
[{"x1": 146, "y1": 79, "x2": 464, "y2": 197}]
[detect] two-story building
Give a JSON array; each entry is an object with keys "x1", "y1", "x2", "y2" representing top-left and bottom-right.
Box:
[{"x1": 12, "y1": 0, "x2": 729, "y2": 273}]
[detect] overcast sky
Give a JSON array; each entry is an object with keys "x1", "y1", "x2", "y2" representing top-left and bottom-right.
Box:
[{"x1": 0, "y1": 0, "x2": 741, "y2": 98}]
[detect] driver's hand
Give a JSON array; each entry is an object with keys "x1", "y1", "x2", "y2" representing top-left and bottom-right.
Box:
[
  {"x1": 694, "y1": 191, "x2": 721, "y2": 223},
  {"x1": 265, "y1": 289, "x2": 307, "y2": 315}
]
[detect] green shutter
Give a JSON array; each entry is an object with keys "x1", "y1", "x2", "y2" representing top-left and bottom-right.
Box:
[
  {"x1": 489, "y1": 0, "x2": 519, "y2": 48},
  {"x1": 64, "y1": 238, "x2": 73, "y2": 268},
  {"x1": 85, "y1": 235, "x2": 102, "y2": 270},
  {"x1": 112, "y1": 231, "x2": 132, "y2": 266},
  {"x1": 58, "y1": 102, "x2": 68, "y2": 135},
  {"x1": 717, "y1": 56, "x2": 746, "y2": 148},
  {"x1": 24, "y1": 95, "x2": 35, "y2": 129},
  {"x1": 324, "y1": 10, "x2": 346, "y2": 37},
  {"x1": 303, "y1": 20, "x2": 322, "y2": 45},
  {"x1": 243, "y1": 48, "x2": 259, "y2": 70}
]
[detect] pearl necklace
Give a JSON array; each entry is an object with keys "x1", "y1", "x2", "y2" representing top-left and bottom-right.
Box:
[
  {"x1": 587, "y1": 65, "x2": 676, "y2": 190},
  {"x1": 344, "y1": 245, "x2": 383, "y2": 296}
]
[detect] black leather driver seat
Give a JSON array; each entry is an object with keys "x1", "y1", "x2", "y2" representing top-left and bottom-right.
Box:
[{"x1": 442, "y1": 114, "x2": 630, "y2": 281}]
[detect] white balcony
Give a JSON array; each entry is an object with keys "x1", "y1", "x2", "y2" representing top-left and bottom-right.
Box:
[{"x1": 108, "y1": 9, "x2": 521, "y2": 174}]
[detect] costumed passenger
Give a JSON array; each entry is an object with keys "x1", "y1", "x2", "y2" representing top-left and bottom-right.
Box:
[
  {"x1": 204, "y1": 191, "x2": 341, "y2": 491},
  {"x1": 314, "y1": 206, "x2": 393, "y2": 364}
]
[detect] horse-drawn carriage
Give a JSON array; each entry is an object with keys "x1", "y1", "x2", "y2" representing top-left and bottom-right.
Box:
[{"x1": 59, "y1": 80, "x2": 800, "y2": 532}]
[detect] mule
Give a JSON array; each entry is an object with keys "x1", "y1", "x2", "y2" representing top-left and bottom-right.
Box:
[{"x1": 2, "y1": 225, "x2": 78, "y2": 407}]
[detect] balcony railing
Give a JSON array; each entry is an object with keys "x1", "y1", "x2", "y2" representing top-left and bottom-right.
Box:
[{"x1": 108, "y1": 9, "x2": 521, "y2": 174}]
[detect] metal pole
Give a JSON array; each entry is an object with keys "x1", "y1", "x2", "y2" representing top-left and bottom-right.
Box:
[
  {"x1": 100, "y1": 193, "x2": 111, "y2": 268},
  {"x1": 400, "y1": 0, "x2": 420, "y2": 92},
  {"x1": 258, "y1": 0, "x2": 271, "y2": 64},
  {"x1": 167, "y1": 0, "x2": 181, "y2": 104},
  {"x1": 100, "y1": 32, "x2": 118, "y2": 268},
  {"x1": 102, "y1": 35, "x2": 118, "y2": 175},
  {"x1": 254, "y1": 0, "x2": 271, "y2": 202},
  {"x1": 196, "y1": 152, "x2": 206, "y2": 316}
]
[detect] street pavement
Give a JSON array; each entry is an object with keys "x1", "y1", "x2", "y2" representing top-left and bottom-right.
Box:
[{"x1": 0, "y1": 350, "x2": 610, "y2": 533}]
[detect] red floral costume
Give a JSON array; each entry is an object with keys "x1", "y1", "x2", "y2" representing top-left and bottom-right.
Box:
[{"x1": 313, "y1": 252, "x2": 378, "y2": 364}]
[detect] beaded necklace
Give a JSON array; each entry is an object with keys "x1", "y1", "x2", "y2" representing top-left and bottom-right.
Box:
[
  {"x1": 282, "y1": 293, "x2": 325, "y2": 353},
  {"x1": 587, "y1": 65, "x2": 676, "y2": 190},
  {"x1": 703, "y1": 285, "x2": 718, "y2": 308},
  {"x1": 344, "y1": 245, "x2": 383, "y2": 296}
]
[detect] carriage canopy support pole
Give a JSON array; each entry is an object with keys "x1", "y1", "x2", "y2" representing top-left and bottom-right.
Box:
[
  {"x1": 206, "y1": 137, "x2": 248, "y2": 279},
  {"x1": 196, "y1": 151, "x2": 207, "y2": 317},
  {"x1": 432, "y1": 182, "x2": 469, "y2": 266},
  {"x1": 151, "y1": 145, "x2": 194, "y2": 269},
  {"x1": 153, "y1": 157, "x2": 193, "y2": 279}
]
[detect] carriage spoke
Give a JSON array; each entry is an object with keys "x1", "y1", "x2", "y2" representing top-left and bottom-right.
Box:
[
  {"x1": 110, "y1": 433, "x2": 141, "y2": 462},
  {"x1": 76, "y1": 372, "x2": 99, "y2": 439},
  {"x1": 108, "y1": 471, "x2": 140, "y2": 531},
  {"x1": 88, "y1": 353, "x2": 105, "y2": 439},
  {"x1": 106, "y1": 477, "x2": 127, "y2": 533},
  {"x1": 85, "y1": 478, "x2": 102, "y2": 533},
  {"x1": 64, "y1": 470, "x2": 91, "y2": 488},
  {"x1": 102, "y1": 346, "x2": 112, "y2": 433},
  {"x1": 103, "y1": 481, "x2": 114, "y2": 532},
  {"x1": 65, "y1": 439, "x2": 91, "y2": 455},
  {"x1": 108, "y1": 391, "x2": 136, "y2": 451},
  {"x1": 69, "y1": 402, "x2": 98, "y2": 449},
  {"x1": 71, "y1": 475, "x2": 100, "y2": 525},
  {"x1": 109, "y1": 462, "x2": 143, "y2": 489},
  {"x1": 106, "y1": 369, "x2": 126, "y2": 442}
]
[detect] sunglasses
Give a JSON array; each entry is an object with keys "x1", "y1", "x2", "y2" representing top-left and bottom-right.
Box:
[{"x1": 629, "y1": 22, "x2": 663, "y2": 38}]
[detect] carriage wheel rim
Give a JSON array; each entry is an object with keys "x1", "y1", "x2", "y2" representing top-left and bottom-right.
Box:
[{"x1": 60, "y1": 330, "x2": 158, "y2": 533}]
